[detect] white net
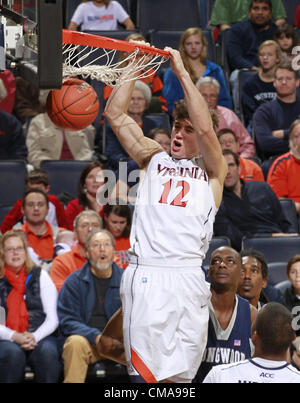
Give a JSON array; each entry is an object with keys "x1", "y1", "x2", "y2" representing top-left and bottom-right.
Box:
[{"x1": 62, "y1": 43, "x2": 168, "y2": 87}]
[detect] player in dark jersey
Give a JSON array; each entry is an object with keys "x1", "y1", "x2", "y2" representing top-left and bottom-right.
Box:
[{"x1": 194, "y1": 246, "x2": 257, "y2": 382}]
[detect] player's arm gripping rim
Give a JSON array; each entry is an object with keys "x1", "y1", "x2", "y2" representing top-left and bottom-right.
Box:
[
  {"x1": 104, "y1": 46, "x2": 163, "y2": 170},
  {"x1": 165, "y1": 47, "x2": 227, "y2": 209}
]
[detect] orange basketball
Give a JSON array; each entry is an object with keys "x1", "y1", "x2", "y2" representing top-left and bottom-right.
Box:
[{"x1": 46, "y1": 78, "x2": 99, "y2": 131}]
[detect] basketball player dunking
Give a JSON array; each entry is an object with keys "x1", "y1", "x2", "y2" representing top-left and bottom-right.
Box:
[{"x1": 100, "y1": 46, "x2": 227, "y2": 383}]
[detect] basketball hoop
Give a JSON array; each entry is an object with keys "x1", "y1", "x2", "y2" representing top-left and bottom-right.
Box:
[{"x1": 62, "y1": 30, "x2": 170, "y2": 87}]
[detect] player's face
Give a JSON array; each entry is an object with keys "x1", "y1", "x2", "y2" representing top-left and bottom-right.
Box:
[
  {"x1": 238, "y1": 256, "x2": 267, "y2": 305},
  {"x1": 273, "y1": 68, "x2": 300, "y2": 98},
  {"x1": 104, "y1": 212, "x2": 127, "y2": 239},
  {"x1": 183, "y1": 34, "x2": 203, "y2": 60},
  {"x1": 171, "y1": 118, "x2": 200, "y2": 160},
  {"x1": 208, "y1": 247, "x2": 242, "y2": 291},
  {"x1": 258, "y1": 45, "x2": 279, "y2": 71},
  {"x1": 249, "y1": 2, "x2": 272, "y2": 27}
]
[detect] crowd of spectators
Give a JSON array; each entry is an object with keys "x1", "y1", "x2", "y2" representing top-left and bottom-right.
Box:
[{"x1": 0, "y1": 0, "x2": 300, "y2": 383}]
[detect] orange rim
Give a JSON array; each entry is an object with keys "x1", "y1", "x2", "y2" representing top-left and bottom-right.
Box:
[{"x1": 62, "y1": 29, "x2": 170, "y2": 58}]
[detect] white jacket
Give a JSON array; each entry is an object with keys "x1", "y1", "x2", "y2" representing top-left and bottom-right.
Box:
[{"x1": 26, "y1": 113, "x2": 95, "y2": 168}]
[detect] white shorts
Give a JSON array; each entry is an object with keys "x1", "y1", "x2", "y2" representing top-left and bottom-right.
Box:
[{"x1": 120, "y1": 260, "x2": 211, "y2": 383}]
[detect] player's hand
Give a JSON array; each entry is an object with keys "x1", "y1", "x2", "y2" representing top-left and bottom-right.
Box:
[{"x1": 164, "y1": 47, "x2": 186, "y2": 77}]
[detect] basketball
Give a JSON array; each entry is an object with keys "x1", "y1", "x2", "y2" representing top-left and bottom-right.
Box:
[{"x1": 46, "y1": 78, "x2": 99, "y2": 131}]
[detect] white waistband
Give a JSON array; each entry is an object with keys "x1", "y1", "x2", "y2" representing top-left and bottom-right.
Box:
[{"x1": 129, "y1": 254, "x2": 203, "y2": 268}]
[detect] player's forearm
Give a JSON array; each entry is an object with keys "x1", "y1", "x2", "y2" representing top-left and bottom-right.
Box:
[
  {"x1": 105, "y1": 80, "x2": 135, "y2": 121},
  {"x1": 177, "y1": 69, "x2": 214, "y2": 136}
]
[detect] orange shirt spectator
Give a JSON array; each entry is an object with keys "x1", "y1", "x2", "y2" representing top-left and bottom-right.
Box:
[
  {"x1": 239, "y1": 157, "x2": 265, "y2": 182},
  {"x1": 217, "y1": 128, "x2": 264, "y2": 182},
  {"x1": 267, "y1": 120, "x2": 300, "y2": 214},
  {"x1": 50, "y1": 242, "x2": 86, "y2": 292},
  {"x1": 20, "y1": 220, "x2": 56, "y2": 260}
]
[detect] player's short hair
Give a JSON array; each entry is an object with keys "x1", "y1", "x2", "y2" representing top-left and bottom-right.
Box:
[
  {"x1": 173, "y1": 99, "x2": 219, "y2": 132},
  {"x1": 254, "y1": 302, "x2": 295, "y2": 355},
  {"x1": 240, "y1": 248, "x2": 268, "y2": 279}
]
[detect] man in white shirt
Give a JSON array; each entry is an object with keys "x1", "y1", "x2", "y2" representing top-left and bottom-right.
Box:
[
  {"x1": 68, "y1": 0, "x2": 135, "y2": 31},
  {"x1": 203, "y1": 302, "x2": 300, "y2": 383}
]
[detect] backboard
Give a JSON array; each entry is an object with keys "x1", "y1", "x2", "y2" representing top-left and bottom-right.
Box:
[{"x1": 0, "y1": 0, "x2": 63, "y2": 88}]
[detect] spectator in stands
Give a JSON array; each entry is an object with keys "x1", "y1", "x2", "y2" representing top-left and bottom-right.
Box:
[
  {"x1": 65, "y1": 161, "x2": 106, "y2": 230},
  {"x1": 226, "y1": 0, "x2": 278, "y2": 71},
  {"x1": 146, "y1": 127, "x2": 171, "y2": 155},
  {"x1": 13, "y1": 189, "x2": 61, "y2": 263},
  {"x1": 103, "y1": 33, "x2": 167, "y2": 113},
  {"x1": 274, "y1": 23, "x2": 300, "y2": 60},
  {"x1": 282, "y1": 254, "x2": 300, "y2": 338},
  {"x1": 253, "y1": 61, "x2": 300, "y2": 160},
  {"x1": 57, "y1": 229, "x2": 123, "y2": 383},
  {"x1": 1, "y1": 169, "x2": 68, "y2": 234},
  {"x1": 196, "y1": 77, "x2": 255, "y2": 158},
  {"x1": 103, "y1": 202, "x2": 131, "y2": 269},
  {"x1": 213, "y1": 150, "x2": 296, "y2": 251},
  {"x1": 12, "y1": 77, "x2": 45, "y2": 126},
  {"x1": 226, "y1": 0, "x2": 278, "y2": 111},
  {"x1": 26, "y1": 111, "x2": 95, "y2": 169},
  {"x1": 210, "y1": 0, "x2": 286, "y2": 32},
  {"x1": 105, "y1": 80, "x2": 162, "y2": 172},
  {"x1": 163, "y1": 27, "x2": 232, "y2": 115},
  {"x1": 68, "y1": 0, "x2": 135, "y2": 31},
  {"x1": 0, "y1": 108, "x2": 27, "y2": 160},
  {"x1": 53, "y1": 230, "x2": 76, "y2": 257},
  {"x1": 194, "y1": 246, "x2": 256, "y2": 383},
  {"x1": 238, "y1": 248, "x2": 269, "y2": 309},
  {"x1": 217, "y1": 128, "x2": 264, "y2": 181},
  {"x1": 0, "y1": 70, "x2": 16, "y2": 114},
  {"x1": 242, "y1": 40, "x2": 281, "y2": 128},
  {"x1": 0, "y1": 230, "x2": 60, "y2": 383},
  {"x1": 50, "y1": 210, "x2": 102, "y2": 292},
  {"x1": 295, "y1": 5, "x2": 300, "y2": 28},
  {"x1": 267, "y1": 120, "x2": 300, "y2": 214}
]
